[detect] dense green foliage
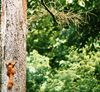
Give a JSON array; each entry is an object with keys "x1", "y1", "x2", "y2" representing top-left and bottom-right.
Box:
[{"x1": 27, "y1": 0, "x2": 100, "y2": 92}]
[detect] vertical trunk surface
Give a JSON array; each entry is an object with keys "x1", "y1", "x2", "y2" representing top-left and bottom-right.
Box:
[{"x1": 1, "y1": 0, "x2": 27, "y2": 92}]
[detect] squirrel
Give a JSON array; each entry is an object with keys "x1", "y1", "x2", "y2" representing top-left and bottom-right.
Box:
[{"x1": 6, "y1": 62, "x2": 16, "y2": 90}]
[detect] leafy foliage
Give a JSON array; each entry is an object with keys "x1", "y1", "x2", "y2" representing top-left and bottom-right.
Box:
[
  {"x1": 26, "y1": 0, "x2": 100, "y2": 92},
  {"x1": 27, "y1": 46, "x2": 100, "y2": 92}
]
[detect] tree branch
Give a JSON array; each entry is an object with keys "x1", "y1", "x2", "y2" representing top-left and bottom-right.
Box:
[{"x1": 41, "y1": 0, "x2": 58, "y2": 24}]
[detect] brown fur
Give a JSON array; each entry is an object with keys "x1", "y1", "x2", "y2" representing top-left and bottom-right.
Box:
[{"x1": 6, "y1": 62, "x2": 16, "y2": 89}]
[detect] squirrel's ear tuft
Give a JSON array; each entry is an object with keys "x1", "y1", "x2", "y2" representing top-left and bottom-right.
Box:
[
  {"x1": 6, "y1": 63, "x2": 8, "y2": 68},
  {"x1": 5, "y1": 60, "x2": 17, "y2": 67},
  {"x1": 5, "y1": 62, "x2": 9, "y2": 68},
  {"x1": 12, "y1": 61, "x2": 17, "y2": 66}
]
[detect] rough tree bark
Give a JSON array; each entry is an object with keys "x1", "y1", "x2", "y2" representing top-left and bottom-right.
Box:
[{"x1": 1, "y1": 0, "x2": 27, "y2": 92}]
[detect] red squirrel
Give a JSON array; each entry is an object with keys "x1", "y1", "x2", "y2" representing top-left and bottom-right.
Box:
[{"x1": 6, "y1": 62, "x2": 16, "y2": 89}]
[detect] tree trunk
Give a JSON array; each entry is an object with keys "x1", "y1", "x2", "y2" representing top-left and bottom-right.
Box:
[{"x1": 1, "y1": 0, "x2": 27, "y2": 92}]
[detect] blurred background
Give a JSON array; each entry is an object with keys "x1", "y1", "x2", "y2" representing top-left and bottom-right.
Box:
[{"x1": 26, "y1": 0, "x2": 100, "y2": 92}]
